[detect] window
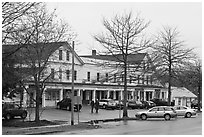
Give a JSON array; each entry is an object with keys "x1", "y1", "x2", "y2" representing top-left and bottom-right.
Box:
[
  {"x1": 129, "y1": 76, "x2": 132, "y2": 84},
  {"x1": 59, "y1": 69, "x2": 62, "y2": 79},
  {"x1": 74, "y1": 70, "x2": 77, "y2": 80},
  {"x1": 150, "y1": 76, "x2": 153, "y2": 85},
  {"x1": 51, "y1": 69, "x2": 55, "y2": 79},
  {"x1": 105, "y1": 73, "x2": 108, "y2": 82},
  {"x1": 114, "y1": 74, "x2": 116, "y2": 83},
  {"x1": 146, "y1": 75, "x2": 149, "y2": 85},
  {"x1": 87, "y1": 72, "x2": 90, "y2": 81},
  {"x1": 142, "y1": 75, "x2": 144, "y2": 84},
  {"x1": 59, "y1": 50, "x2": 62, "y2": 60},
  {"x1": 137, "y1": 75, "x2": 140, "y2": 84},
  {"x1": 97, "y1": 73, "x2": 100, "y2": 82},
  {"x1": 66, "y1": 50, "x2": 70, "y2": 61},
  {"x1": 121, "y1": 74, "x2": 124, "y2": 82},
  {"x1": 66, "y1": 70, "x2": 70, "y2": 80}
]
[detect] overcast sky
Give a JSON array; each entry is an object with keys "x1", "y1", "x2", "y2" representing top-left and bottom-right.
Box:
[{"x1": 46, "y1": 2, "x2": 202, "y2": 58}]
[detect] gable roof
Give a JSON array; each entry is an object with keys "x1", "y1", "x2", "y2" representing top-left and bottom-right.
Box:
[
  {"x1": 80, "y1": 53, "x2": 147, "y2": 64},
  {"x1": 3, "y1": 41, "x2": 84, "y2": 65},
  {"x1": 171, "y1": 87, "x2": 197, "y2": 98}
]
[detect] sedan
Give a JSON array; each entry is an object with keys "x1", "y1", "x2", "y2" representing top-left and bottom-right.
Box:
[
  {"x1": 128, "y1": 100, "x2": 144, "y2": 109},
  {"x1": 135, "y1": 106, "x2": 177, "y2": 120},
  {"x1": 99, "y1": 99, "x2": 117, "y2": 110},
  {"x1": 57, "y1": 98, "x2": 82, "y2": 111},
  {"x1": 173, "y1": 106, "x2": 197, "y2": 118},
  {"x1": 141, "y1": 101, "x2": 156, "y2": 109}
]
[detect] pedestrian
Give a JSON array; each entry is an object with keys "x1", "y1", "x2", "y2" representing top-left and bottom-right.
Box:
[
  {"x1": 90, "y1": 99, "x2": 95, "y2": 113},
  {"x1": 95, "y1": 99, "x2": 99, "y2": 113}
]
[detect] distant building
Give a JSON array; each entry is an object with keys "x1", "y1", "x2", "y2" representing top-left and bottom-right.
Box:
[
  {"x1": 3, "y1": 42, "x2": 164, "y2": 107},
  {"x1": 163, "y1": 87, "x2": 197, "y2": 107}
]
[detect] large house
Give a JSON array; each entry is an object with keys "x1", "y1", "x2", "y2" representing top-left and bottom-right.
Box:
[{"x1": 3, "y1": 42, "x2": 166, "y2": 107}]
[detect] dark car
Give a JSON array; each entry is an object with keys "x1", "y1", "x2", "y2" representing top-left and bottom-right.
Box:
[
  {"x1": 57, "y1": 98, "x2": 82, "y2": 111},
  {"x1": 2, "y1": 103, "x2": 28, "y2": 120},
  {"x1": 141, "y1": 101, "x2": 156, "y2": 109},
  {"x1": 128, "y1": 100, "x2": 144, "y2": 109},
  {"x1": 150, "y1": 98, "x2": 168, "y2": 106}
]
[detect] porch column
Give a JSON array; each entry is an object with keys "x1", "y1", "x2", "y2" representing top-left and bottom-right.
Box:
[
  {"x1": 59, "y1": 88, "x2": 63, "y2": 101},
  {"x1": 23, "y1": 85, "x2": 29, "y2": 107},
  {"x1": 120, "y1": 90, "x2": 123, "y2": 100},
  {"x1": 113, "y1": 90, "x2": 116, "y2": 99},
  {"x1": 107, "y1": 90, "x2": 110, "y2": 99},
  {"x1": 138, "y1": 90, "x2": 140, "y2": 101},
  {"x1": 92, "y1": 90, "x2": 96, "y2": 101},
  {"x1": 42, "y1": 88, "x2": 46, "y2": 107},
  {"x1": 131, "y1": 91, "x2": 134, "y2": 100},
  {"x1": 144, "y1": 91, "x2": 146, "y2": 101},
  {"x1": 77, "y1": 89, "x2": 80, "y2": 96}
]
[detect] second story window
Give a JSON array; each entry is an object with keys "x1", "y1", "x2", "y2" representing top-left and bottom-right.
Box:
[
  {"x1": 146, "y1": 75, "x2": 149, "y2": 85},
  {"x1": 105, "y1": 73, "x2": 108, "y2": 82},
  {"x1": 66, "y1": 70, "x2": 70, "y2": 80},
  {"x1": 59, "y1": 50, "x2": 62, "y2": 60},
  {"x1": 114, "y1": 74, "x2": 116, "y2": 83},
  {"x1": 87, "y1": 72, "x2": 90, "y2": 81},
  {"x1": 97, "y1": 73, "x2": 100, "y2": 82},
  {"x1": 129, "y1": 76, "x2": 132, "y2": 84},
  {"x1": 59, "y1": 69, "x2": 62, "y2": 80},
  {"x1": 74, "y1": 70, "x2": 77, "y2": 80},
  {"x1": 51, "y1": 68, "x2": 55, "y2": 79},
  {"x1": 66, "y1": 50, "x2": 70, "y2": 61},
  {"x1": 137, "y1": 75, "x2": 140, "y2": 84}
]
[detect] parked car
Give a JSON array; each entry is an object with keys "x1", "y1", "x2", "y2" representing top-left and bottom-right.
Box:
[
  {"x1": 114, "y1": 99, "x2": 124, "y2": 109},
  {"x1": 56, "y1": 98, "x2": 82, "y2": 111},
  {"x1": 173, "y1": 106, "x2": 197, "y2": 118},
  {"x1": 150, "y1": 98, "x2": 168, "y2": 106},
  {"x1": 128, "y1": 100, "x2": 144, "y2": 109},
  {"x1": 99, "y1": 99, "x2": 117, "y2": 109},
  {"x1": 141, "y1": 101, "x2": 156, "y2": 109},
  {"x1": 135, "y1": 106, "x2": 177, "y2": 120},
  {"x1": 2, "y1": 102, "x2": 28, "y2": 120}
]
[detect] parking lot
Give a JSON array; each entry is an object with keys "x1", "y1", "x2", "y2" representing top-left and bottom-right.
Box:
[{"x1": 25, "y1": 105, "x2": 145, "y2": 123}]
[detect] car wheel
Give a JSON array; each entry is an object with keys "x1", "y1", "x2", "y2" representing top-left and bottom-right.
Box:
[
  {"x1": 21, "y1": 112, "x2": 27, "y2": 119},
  {"x1": 5, "y1": 113, "x2": 12, "y2": 120},
  {"x1": 164, "y1": 114, "x2": 171, "y2": 120},
  {"x1": 185, "y1": 112, "x2": 192, "y2": 118},
  {"x1": 141, "y1": 114, "x2": 147, "y2": 120}
]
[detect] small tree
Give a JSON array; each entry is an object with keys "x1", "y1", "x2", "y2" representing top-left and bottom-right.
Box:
[
  {"x1": 150, "y1": 26, "x2": 194, "y2": 105},
  {"x1": 94, "y1": 12, "x2": 151, "y2": 118}
]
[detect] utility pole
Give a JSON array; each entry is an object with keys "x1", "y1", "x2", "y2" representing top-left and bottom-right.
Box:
[{"x1": 71, "y1": 41, "x2": 75, "y2": 125}]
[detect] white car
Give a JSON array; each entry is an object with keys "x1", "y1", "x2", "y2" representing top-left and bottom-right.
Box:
[
  {"x1": 135, "y1": 106, "x2": 177, "y2": 120},
  {"x1": 173, "y1": 106, "x2": 197, "y2": 118},
  {"x1": 99, "y1": 99, "x2": 117, "y2": 109}
]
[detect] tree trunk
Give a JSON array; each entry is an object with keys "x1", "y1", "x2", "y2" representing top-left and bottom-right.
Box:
[
  {"x1": 35, "y1": 88, "x2": 40, "y2": 123},
  {"x1": 197, "y1": 77, "x2": 201, "y2": 112},
  {"x1": 123, "y1": 61, "x2": 128, "y2": 118}
]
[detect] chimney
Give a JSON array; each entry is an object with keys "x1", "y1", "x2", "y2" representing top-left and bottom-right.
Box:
[{"x1": 92, "y1": 50, "x2": 96, "y2": 56}]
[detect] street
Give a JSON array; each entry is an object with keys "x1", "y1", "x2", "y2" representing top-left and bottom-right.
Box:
[{"x1": 55, "y1": 112, "x2": 202, "y2": 135}]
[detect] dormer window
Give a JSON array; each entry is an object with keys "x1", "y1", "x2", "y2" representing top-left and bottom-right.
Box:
[{"x1": 59, "y1": 50, "x2": 62, "y2": 60}]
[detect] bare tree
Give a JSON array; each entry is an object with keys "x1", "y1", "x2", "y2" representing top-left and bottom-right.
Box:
[
  {"x1": 150, "y1": 26, "x2": 194, "y2": 105},
  {"x1": 2, "y1": 2, "x2": 39, "y2": 44},
  {"x1": 94, "y1": 12, "x2": 151, "y2": 118},
  {"x1": 3, "y1": 3, "x2": 76, "y2": 123}
]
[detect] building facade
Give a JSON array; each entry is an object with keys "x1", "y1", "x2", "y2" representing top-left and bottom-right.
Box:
[{"x1": 5, "y1": 42, "x2": 166, "y2": 107}]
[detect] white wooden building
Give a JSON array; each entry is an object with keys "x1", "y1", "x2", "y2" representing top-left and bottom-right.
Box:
[{"x1": 4, "y1": 42, "x2": 165, "y2": 107}]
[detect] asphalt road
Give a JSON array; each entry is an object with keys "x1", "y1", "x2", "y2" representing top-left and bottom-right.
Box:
[{"x1": 57, "y1": 113, "x2": 202, "y2": 135}]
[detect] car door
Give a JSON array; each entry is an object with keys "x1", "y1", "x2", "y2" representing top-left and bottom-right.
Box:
[
  {"x1": 147, "y1": 107, "x2": 158, "y2": 118},
  {"x1": 179, "y1": 106, "x2": 187, "y2": 116},
  {"x1": 157, "y1": 107, "x2": 166, "y2": 118}
]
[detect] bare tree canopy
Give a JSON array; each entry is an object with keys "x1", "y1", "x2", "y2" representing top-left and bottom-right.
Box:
[
  {"x1": 150, "y1": 26, "x2": 194, "y2": 105},
  {"x1": 94, "y1": 12, "x2": 151, "y2": 118},
  {"x1": 2, "y1": 2, "x2": 39, "y2": 44}
]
